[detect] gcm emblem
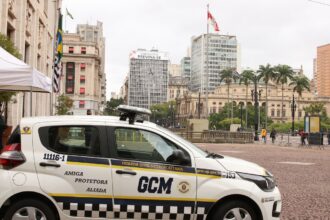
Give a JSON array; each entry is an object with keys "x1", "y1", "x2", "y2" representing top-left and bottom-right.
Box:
[{"x1": 178, "y1": 181, "x2": 190, "y2": 193}]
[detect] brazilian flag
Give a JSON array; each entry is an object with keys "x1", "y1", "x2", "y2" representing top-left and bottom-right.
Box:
[{"x1": 53, "y1": 13, "x2": 63, "y2": 93}]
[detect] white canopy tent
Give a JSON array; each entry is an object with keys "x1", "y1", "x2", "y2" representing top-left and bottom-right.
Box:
[{"x1": 0, "y1": 46, "x2": 52, "y2": 116}]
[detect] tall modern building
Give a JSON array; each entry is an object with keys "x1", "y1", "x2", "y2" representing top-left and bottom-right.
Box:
[
  {"x1": 180, "y1": 57, "x2": 191, "y2": 80},
  {"x1": 316, "y1": 44, "x2": 330, "y2": 97},
  {"x1": 61, "y1": 22, "x2": 106, "y2": 115},
  {"x1": 190, "y1": 33, "x2": 238, "y2": 92},
  {"x1": 0, "y1": 0, "x2": 58, "y2": 126},
  {"x1": 128, "y1": 49, "x2": 169, "y2": 109}
]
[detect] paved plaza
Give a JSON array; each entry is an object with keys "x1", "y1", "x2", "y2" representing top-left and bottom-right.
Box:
[{"x1": 196, "y1": 142, "x2": 330, "y2": 220}]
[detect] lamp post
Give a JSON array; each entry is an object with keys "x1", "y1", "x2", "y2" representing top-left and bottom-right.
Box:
[
  {"x1": 291, "y1": 94, "x2": 297, "y2": 136},
  {"x1": 240, "y1": 102, "x2": 243, "y2": 129},
  {"x1": 251, "y1": 75, "x2": 260, "y2": 141}
]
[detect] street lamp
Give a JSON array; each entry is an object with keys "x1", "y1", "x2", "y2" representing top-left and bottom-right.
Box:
[
  {"x1": 291, "y1": 94, "x2": 297, "y2": 136},
  {"x1": 251, "y1": 74, "x2": 260, "y2": 141}
]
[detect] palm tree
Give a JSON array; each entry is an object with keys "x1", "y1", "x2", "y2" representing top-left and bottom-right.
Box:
[
  {"x1": 257, "y1": 64, "x2": 276, "y2": 129},
  {"x1": 289, "y1": 76, "x2": 310, "y2": 120},
  {"x1": 274, "y1": 65, "x2": 294, "y2": 123},
  {"x1": 219, "y1": 68, "x2": 239, "y2": 119},
  {"x1": 239, "y1": 70, "x2": 254, "y2": 128}
]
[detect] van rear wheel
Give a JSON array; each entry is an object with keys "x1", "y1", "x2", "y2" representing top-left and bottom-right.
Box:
[
  {"x1": 210, "y1": 200, "x2": 257, "y2": 220},
  {"x1": 3, "y1": 198, "x2": 56, "y2": 220}
]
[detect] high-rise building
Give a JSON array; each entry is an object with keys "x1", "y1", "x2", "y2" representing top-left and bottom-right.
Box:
[
  {"x1": 61, "y1": 22, "x2": 106, "y2": 115},
  {"x1": 0, "y1": 0, "x2": 58, "y2": 126},
  {"x1": 316, "y1": 44, "x2": 330, "y2": 97},
  {"x1": 168, "y1": 63, "x2": 181, "y2": 77},
  {"x1": 128, "y1": 49, "x2": 169, "y2": 109},
  {"x1": 180, "y1": 57, "x2": 191, "y2": 80},
  {"x1": 190, "y1": 33, "x2": 238, "y2": 92}
]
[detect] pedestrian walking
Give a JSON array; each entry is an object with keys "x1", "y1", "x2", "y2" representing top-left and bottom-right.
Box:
[
  {"x1": 0, "y1": 114, "x2": 6, "y2": 150},
  {"x1": 299, "y1": 129, "x2": 306, "y2": 145},
  {"x1": 270, "y1": 128, "x2": 277, "y2": 144},
  {"x1": 261, "y1": 128, "x2": 267, "y2": 143},
  {"x1": 87, "y1": 109, "x2": 92, "y2": 115}
]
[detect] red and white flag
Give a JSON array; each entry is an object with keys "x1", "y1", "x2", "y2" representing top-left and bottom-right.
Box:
[{"x1": 207, "y1": 11, "x2": 219, "y2": 32}]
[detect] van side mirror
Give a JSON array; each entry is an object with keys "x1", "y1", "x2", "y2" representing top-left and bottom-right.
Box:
[{"x1": 166, "y1": 149, "x2": 191, "y2": 166}]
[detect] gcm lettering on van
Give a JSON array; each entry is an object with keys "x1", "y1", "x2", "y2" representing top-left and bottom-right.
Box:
[{"x1": 137, "y1": 176, "x2": 174, "y2": 194}]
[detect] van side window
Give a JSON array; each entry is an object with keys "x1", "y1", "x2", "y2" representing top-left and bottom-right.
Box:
[
  {"x1": 39, "y1": 126, "x2": 101, "y2": 156},
  {"x1": 114, "y1": 128, "x2": 191, "y2": 166}
]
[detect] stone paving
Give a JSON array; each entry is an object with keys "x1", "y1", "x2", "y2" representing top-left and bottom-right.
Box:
[{"x1": 196, "y1": 142, "x2": 330, "y2": 220}]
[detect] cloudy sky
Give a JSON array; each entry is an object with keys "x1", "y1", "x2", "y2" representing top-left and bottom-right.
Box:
[{"x1": 62, "y1": 0, "x2": 330, "y2": 99}]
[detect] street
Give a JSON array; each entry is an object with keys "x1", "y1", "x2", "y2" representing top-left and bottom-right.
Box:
[{"x1": 196, "y1": 142, "x2": 330, "y2": 220}]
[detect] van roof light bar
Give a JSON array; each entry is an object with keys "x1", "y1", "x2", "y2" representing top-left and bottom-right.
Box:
[{"x1": 117, "y1": 105, "x2": 151, "y2": 124}]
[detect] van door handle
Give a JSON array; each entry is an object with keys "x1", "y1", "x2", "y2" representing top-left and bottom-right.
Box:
[
  {"x1": 39, "y1": 162, "x2": 61, "y2": 168},
  {"x1": 116, "y1": 170, "x2": 137, "y2": 175}
]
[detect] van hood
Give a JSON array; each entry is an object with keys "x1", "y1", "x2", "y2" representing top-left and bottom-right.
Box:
[{"x1": 216, "y1": 155, "x2": 268, "y2": 176}]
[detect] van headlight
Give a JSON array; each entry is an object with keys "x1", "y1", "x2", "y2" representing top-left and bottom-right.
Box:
[{"x1": 238, "y1": 172, "x2": 276, "y2": 192}]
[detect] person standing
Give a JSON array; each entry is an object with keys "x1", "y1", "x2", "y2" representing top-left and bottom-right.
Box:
[
  {"x1": 261, "y1": 128, "x2": 267, "y2": 143},
  {"x1": 327, "y1": 129, "x2": 330, "y2": 145},
  {"x1": 270, "y1": 128, "x2": 277, "y2": 144},
  {"x1": 87, "y1": 109, "x2": 92, "y2": 115},
  {"x1": 0, "y1": 114, "x2": 6, "y2": 150}
]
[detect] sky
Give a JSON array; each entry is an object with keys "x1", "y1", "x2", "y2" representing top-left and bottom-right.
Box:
[{"x1": 62, "y1": 0, "x2": 330, "y2": 100}]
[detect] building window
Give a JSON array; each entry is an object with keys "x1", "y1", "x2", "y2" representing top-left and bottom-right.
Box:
[
  {"x1": 277, "y1": 110, "x2": 280, "y2": 117},
  {"x1": 271, "y1": 109, "x2": 275, "y2": 117},
  {"x1": 213, "y1": 102, "x2": 216, "y2": 105},
  {"x1": 80, "y1": 75, "x2": 85, "y2": 84},
  {"x1": 298, "y1": 111, "x2": 302, "y2": 118},
  {"x1": 79, "y1": 100, "x2": 85, "y2": 108},
  {"x1": 282, "y1": 110, "x2": 286, "y2": 117},
  {"x1": 81, "y1": 47, "x2": 86, "y2": 54},
  {"x1": 80, "y1": 87, "x2": 85, "y2": 94},
  {"x1": 80, "y1": 63, "x2": 86, "y2": 71},
  {"x1": 65, "y1": 62, "x2": 75, "y2": 94},
  {"x1": 69, "y1": 47, "x2": 74, "y2": 54}
]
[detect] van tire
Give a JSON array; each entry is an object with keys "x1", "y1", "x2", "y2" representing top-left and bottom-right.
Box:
[
  {"x1": 3, "y1": 198, "x2": 56, "y2": 220},
  {"x1": 210, "y1": 200, "x2": 257, "y2": 220}
]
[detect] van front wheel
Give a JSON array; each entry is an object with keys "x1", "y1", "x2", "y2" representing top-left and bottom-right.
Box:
[
  {"x1": 210, "y1": 200, "x2": 257, "y2": 220},
  {"x1": 3, "y1": 199, "x2": 56, "y2": 220}
]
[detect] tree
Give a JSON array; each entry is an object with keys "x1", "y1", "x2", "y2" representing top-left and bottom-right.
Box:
[
  {"x1": 0, "y1": 33, "x2": 22, "y2": 122},
  {"x1": 274, "y1": 65, "x2": 294, "y2": 123},
  {"x1": 257, "y1": 64, "x2": 276, "y2": 129},
  {"x1": 104, "y1": 98, "x2": 124, "y2": 115},
  {"x1": 303, "y1": 102, "x2": 327, "y2": 119},
  {"x1": 219, "y1": 68, "x2": 239, "y2": 119},
  {"x1": 55, "y1": 95, "x2": 73, "y2": 115},
  {"x1": 150, "y1": 101, "x2": 176, "y2": 126},
  {"x1": 239, "y1": 70, "x2": 254, "y2": 128},
  {"x1": 289, "y1": 76, "x2": 310, "y2": 120}
]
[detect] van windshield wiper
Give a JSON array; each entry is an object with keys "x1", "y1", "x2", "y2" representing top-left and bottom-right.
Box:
[{"x1": 206, "y1": 151, "x2": 224, "y2": 159}]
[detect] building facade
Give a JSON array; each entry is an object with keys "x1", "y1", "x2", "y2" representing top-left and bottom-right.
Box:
[
  {"x1": 177, "y1": 76, "x2": 329, "y2": 124},
  {"x1": 0, "y1": 0, "x2": 58, "y2": 126},
  {"x1": 168, "y1": 76, "x2": 189, "y2": 101},
  {"x1": 180, "y1": 56, "x2": 191, "y2": 80},
  {"x1": 168, "y1": 63, "x2": 181, "y2": 77},
  {"x1": 316, "y1": 44, "x2": 330, "y2": 97},
  {"x1": 128, "y1": 49, "x2": 169, "y2": 109},
  {"x1": 61, "y1": 26, "x2": 106, "y2": 115},
  {"x1": 190, "y1": 34, "x2": 238, "y2": 92}
]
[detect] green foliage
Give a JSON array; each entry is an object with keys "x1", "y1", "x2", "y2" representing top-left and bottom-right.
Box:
[
  {"x1": 274, "y1": 64, "x2": 294, "y2": 85},
  {"x1": 150, "y1": 101, "x2": 176, "y2": 124},
  {"x1": 208, "y1": 103, "x2": 273, "y2": 130},
  {"x1": 303, "y1": 102, "x2": 327, "y2": 119},
  {"x1": 0, "y1": 33, "x2": 21, "y2": 59},
  {"x1": 0, "y1": 33, "x2": 22, "y2": 117},
  {"x1": 217, "y1": 118, "x2": 241, "y2": 130},
  {"x1": 55, "y1": 95, "x2": 73, "y2": 115},
  {"x1": 239, "y1": 70, "x2": 254, "y2": 87},
  {"x1": 268, "y1": 121, "x2": 304, "y2": 133},
  {"x1": 289, "y1": 76, "x2": 310, "y2": 97},
  {"x1": 257, "y1": 64, "x2": 276, "y2": 84},
  {"x1": 104, "y1": 98, "x2": 124, "y2": 115}
]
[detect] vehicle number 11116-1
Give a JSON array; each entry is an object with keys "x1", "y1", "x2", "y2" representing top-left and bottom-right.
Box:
[{"x1": 43, "y1": 153, "x2": 65, "y2": 161}]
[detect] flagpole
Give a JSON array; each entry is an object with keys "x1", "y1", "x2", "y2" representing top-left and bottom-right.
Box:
[{"x1": 205, "y1": 4, "x2": 209, "y2": 119}]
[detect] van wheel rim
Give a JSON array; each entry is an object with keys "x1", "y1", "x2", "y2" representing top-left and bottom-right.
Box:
[
  {"x1": 224, "y1": 207, "x2": 251, "y2": 220},
  {"x1": 12, "y1": 207, "x2": 47, "y2": 220}
]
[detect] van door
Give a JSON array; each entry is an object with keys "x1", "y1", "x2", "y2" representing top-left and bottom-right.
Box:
[
  {"x1": 33, "y1": 122, "x2": 114, "y2": 219},
  {"x1": 108, "y1": 126, "x2": 197, "y2": 220}
]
